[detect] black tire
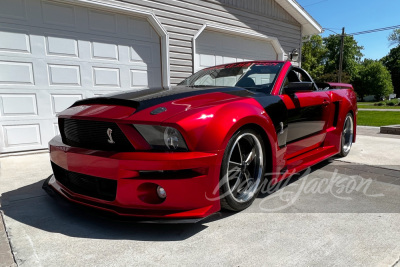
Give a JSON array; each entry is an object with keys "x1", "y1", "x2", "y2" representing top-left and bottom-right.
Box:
[
  {"x1": 338, "y1": 113, "x2": 354, "y2": 157},
  {"x1": 219, "y1": 128, "x2": 266, "y2": 211}
]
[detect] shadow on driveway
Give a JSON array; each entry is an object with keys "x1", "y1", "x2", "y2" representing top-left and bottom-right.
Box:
[
  {"x1": 1, "y1": 179, "x2": 233, "y2": 241},
  {"x1": 3, "y1": 159, "x2": 399, "y2": 240},
  {"x1": 0, "y1": 160, "x2": 330, "y2": 242}
]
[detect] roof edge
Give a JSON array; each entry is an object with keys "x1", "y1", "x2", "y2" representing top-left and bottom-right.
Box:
[{"x1": 275, "y1": 0, "x2": 322, "y2": 36}]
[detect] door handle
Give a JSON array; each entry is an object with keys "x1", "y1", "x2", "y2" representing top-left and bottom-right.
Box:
[{"x1": 322, "y1": 100, "x2": 330, "y2": 107}]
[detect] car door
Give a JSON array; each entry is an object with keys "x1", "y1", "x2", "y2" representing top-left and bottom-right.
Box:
[{"x1": 279, "y1": 67, "x2": 332, "y2": 159}]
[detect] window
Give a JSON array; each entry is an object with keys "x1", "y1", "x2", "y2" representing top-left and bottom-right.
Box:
[
  {"x1": 281, "y1": 67, "x2": 318, "y2": 94},
  {"x1": 180, "y1": 62, "x2": 284, "y2": 93}
]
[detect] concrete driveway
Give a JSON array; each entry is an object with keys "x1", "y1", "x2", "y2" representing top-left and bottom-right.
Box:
[{"x1": 1, "y1": 126, "x2": 400, "y2": 267}]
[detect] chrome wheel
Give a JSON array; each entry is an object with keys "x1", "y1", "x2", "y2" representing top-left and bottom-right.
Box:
[
  {"x1": 341, "y1": 114, "x2": 353, "y2": 156},
  {"x1": 225, "y1": 133, "x2": 264, "y2": 203}
]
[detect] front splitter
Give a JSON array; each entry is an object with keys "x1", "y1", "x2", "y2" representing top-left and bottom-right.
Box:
[{"x1": 42, "y1": 175, "x2": 212, "y2": 224}]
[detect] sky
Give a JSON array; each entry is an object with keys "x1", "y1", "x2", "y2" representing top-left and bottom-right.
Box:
[{"x1": 296, "y1": 0, "x2": 400, "y2": 60}]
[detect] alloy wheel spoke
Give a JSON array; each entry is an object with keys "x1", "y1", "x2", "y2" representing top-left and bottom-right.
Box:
[
  {"x1": 237, "y1": 141, "x2": 243, "y2": 163},
  {"x1": 243, "y1": 169, "x2": 249, "y2": 183},
  {"x1": 231, "y1": 173, "x2": 244, "y2": 195},
  {"x1": 246, "y1": 170, "x2": 255, "y2": 191},
  {"x1": 229, "y1": 161, "x2": 241, "y2": 167},
  {"x1": 245, "y1": 147, "x2": 256, "y2": 164},
  {"x1": 228, "y1": 166, "x2": 241, "y2": 177}
]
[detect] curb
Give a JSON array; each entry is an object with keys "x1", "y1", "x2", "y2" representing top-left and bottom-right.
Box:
[{"x1": 380, "y1": 125, "x2": 400, "y2": 135}]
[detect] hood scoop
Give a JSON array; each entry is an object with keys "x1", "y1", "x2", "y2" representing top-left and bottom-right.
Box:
[
  {"x1": 150, "y1": 107, "x2": 167, "y2": 115},
  {"x1": 71, "y1": 97, "x2": 139, "y2": 109}
]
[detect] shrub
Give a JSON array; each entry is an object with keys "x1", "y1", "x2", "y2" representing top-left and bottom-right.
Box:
[
  {"x1": 387, "y1": 101, "x2": 395, "y2": 106},
  {"x1": 375, "y1": 102, "x2": 385, "y2": 106},
  {"x1": 374, "y1": 99, "x2": 399, "y2": 106}
]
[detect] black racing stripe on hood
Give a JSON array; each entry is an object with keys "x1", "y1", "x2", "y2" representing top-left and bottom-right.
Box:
[
  {"x1": 71, "y1": 86, "x2": 255, "y2": 111},
  {"x1": 70, "y1": 97, "x2": 140, "y2": 109}
]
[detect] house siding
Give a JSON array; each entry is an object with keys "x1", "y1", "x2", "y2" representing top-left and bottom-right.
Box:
[{"x1": 123, "y1": 0, "x2": 302, "y2": 84}]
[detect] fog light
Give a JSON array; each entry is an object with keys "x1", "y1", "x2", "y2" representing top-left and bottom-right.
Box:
[{"x1": 157, "y1": 186, "x2": 167, "y2": 199}]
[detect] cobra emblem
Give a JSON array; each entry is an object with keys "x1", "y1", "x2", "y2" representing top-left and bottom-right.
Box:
[{"x1": 107, "y1": 128, "x2": 115, "y2": 144}]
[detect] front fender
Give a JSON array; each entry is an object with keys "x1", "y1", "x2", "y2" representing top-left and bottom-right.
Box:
[{"x1": 166, "y1": 98, "x2": 279, "y2": 159}]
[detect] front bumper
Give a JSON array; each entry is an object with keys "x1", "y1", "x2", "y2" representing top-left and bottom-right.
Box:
[{"x1": 46, "y1": 136, "x2": 222, "y2": 219}]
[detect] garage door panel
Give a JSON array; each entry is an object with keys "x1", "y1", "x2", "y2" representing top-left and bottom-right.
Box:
[
  {"x1": 42, "y1": 1, "x2": 77, "y2": 28},
  {"x1": 128, "y1": 17, "x2": 159, "y2": 42},
  {"x1": 130, "y1": 70, "x2": 148, "y2": 88},
  {"x1": 3, "y1": 123, "x2": 41, "y2": 147},
  {"x1": 51, "y1": 94, "x2": 83, "y2": 115},
  {"x1": 48, "y1": 64, "x2": 81, "y2": 86},
  {"x1": 129, "y1": 68, "x2": 162, "y2": 89},
  {"x1": 0, "y1": 0, "x2": 27, "y2": 21},
  {"x1": 0, "y1": 118, "x2": 59, "y2": 152},
  {"x1": 0, "y1": 0, "x2": 157, "y2": 44},
  {"x1": 92, "y1": 67, "x2": 120, "y2": 87},
  {"x1": 195, "y1": 30, "x2": 277, "y2": 72},
  {"x1": 0, "y1": 94, "x2": 38, "y2": 116},
  {"x1": 0, "y1": 28, "x2": 31, "y2": 54},
  {"x1": 199, "y1": 54, "x2": 215, "y2": 68},
  {"x1": 0, "y1": 0, "x2": 162, "y2": 153},
  {"x1": 130, "y1": 42, "x2": 160, "y2": 65},
  {"x1": 130, "y1": 44, "x2": 153, "y2": 63},
  {"x1": 91, "y1": 42, "x2": 118, "y2": 60},
  {"x1": 148, "y1": 68, "x2": 162, "y2": 88},
  {"x1": 46, "y1": 36, "x2": 79, "y2": 57},
  {"x1": 0, "y1": 61, "x2": 34, "y2": 85},
  {"x1": 88, "y1": 10, "x2": 117, "y2": 34}
]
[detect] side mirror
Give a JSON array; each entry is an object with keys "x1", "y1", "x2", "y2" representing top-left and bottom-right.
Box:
[{"x1": 283, "y1": 82, "x2": 314, "y2": 95}]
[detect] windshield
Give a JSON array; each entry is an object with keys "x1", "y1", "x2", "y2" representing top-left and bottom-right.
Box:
[{"x1": 178, "y1": 62, "x2": 284, "y2": 93}]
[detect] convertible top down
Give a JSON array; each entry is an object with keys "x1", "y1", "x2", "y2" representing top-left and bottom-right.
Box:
[{"x1": 43, "y1": 60, "x2": 357, "y2": 220}]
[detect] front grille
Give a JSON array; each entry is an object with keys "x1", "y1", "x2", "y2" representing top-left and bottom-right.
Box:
[
  {"x1": 59, "y1": 118, "x2": 134, "y2": 152},
  {"x1": 51, "y1": 162, "x2": 117, "y2": 201}
]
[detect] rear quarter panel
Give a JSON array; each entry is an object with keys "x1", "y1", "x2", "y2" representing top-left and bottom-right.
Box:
[{"x1": 323, "y1": 88, "x2": 357, "y2": 150}]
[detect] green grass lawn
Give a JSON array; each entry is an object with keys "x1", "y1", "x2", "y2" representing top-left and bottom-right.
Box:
[
  {"x1": 357, "y1": 102, "x2": 376, "y2": 106},
  {"x1": 357, "y1": 111, "x2": 400, "y2": 126},
  {"x1": 357, "y1": 105, "x2": 400, "y2": 109}
]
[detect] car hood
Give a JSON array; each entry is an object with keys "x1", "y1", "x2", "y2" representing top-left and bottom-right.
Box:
[
  {"x1": 61, "y1": 86, "x2": 256, "y2": 122},
  {"x1": 74, "y1": 86, "x2": 254, "y2": 110}
]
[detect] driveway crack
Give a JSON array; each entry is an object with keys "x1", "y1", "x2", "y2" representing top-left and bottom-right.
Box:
[
  {"x1": 0, "y1": 211, "x2": 17, "y2": 267},
  {"x1": 392, "y1": 256, "x2": 400, "y2": 267}
]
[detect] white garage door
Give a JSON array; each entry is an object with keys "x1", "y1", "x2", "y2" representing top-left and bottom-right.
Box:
[
  {"x1": 195, "y1": 30, "x2": 277, "y2": 72},
  {"x1": 0, "y1": 0, "x2": 162, "y2": 153}
]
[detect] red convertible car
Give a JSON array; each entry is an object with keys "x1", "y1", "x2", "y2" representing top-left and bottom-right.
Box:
[{"x1": 43, "y1": 61, "x2": 357, "y2": 220}]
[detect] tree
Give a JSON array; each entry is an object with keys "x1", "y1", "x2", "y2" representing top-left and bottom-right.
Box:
[
  {"x1": 388, "y1": 29, "x2": 400, "y2": 47},
  {"x1": 319, "y1": 71, "x2": 352, "y2": 84},
  {"x1": 301, "y1": 35, "x2": 327, "y2": 82},
  {"x1": 354, "y1": 59, "x2": 393, "y2": 100},
  {"x1": 323, "y1": 34, "x2": 364, "y2": 80},
  {"x1": 381, "y1": 45, "x2": 400, "y2": 96}
]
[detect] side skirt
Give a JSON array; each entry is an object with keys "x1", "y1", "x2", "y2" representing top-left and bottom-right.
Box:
[{"x1": 274, "y1": 145, "x2": 338, "y2": 184}]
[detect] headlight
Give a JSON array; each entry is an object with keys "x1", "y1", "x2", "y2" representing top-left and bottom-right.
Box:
[{"x1": 133, "y1": 124, "x2": 188, "y2": 151}]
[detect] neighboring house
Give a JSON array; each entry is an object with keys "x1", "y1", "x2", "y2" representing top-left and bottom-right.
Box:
[{"x1": 0, "y1": 0, "x2": 321, "y2": 153}]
